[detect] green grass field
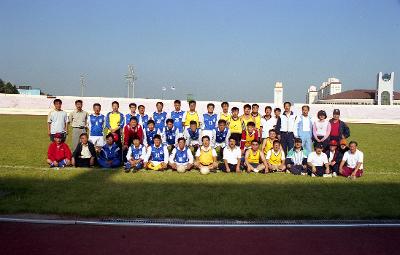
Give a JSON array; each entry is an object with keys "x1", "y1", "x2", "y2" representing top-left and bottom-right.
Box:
[{"x1": 1, "y1": 115, "x2": 400, "y2": 220}]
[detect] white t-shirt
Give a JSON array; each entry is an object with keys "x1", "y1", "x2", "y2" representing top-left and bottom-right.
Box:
[
  {"x1": 223, "y1": 146, "x2": 242, "y2": 165},
  {"x1": 307, "y1": 152, "x2": 328, "y2": 167},
  {"x1": 260, "y1": 116, "x2": 277, "y2": 138},
  {"x1": 342, "y1": 149, "x2": 364, "y2": 169},
  {"x1": 47, "y1": 110, "x2": 68, "y2": 134}
]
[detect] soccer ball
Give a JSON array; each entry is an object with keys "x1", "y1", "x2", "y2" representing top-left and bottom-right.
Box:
[
  {"x1": 200, "y1": 166, "x2": 210, "y2": 175},
  {"x1": 177, "y1": 165, "x2": 186, "y2": 173}
]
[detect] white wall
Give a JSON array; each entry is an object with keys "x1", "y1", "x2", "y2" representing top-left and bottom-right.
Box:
[{"x1": 1, "y1": 93, "x2": 400, "y2": 124}]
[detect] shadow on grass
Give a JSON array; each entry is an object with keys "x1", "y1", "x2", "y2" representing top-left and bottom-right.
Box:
[{"x1": 0, "y1": 168, "x2": 400, "y2": 220}]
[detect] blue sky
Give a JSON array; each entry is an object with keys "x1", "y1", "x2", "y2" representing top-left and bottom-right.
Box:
[{"x1": 0, "y1": 0, "x2": 399, "y2": 102}]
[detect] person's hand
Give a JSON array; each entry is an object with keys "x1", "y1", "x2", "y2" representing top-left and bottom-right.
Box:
[
  {"x1": 312, "y1": 166, "x2": 316, "y2": 173},
  {"x1": 225, "y1": 164, "x2": 230, "y2": 173},
  {"x1": 122, "y1": 145, "x2": 128, "y2": 150},
  {"x1": 287, "y1": 164, "x2": 291, "y2": 169},
  {"x1": 48, "y1": 132, "x2": 51, "y2": 137},
  {"x1": 53, "y1": 161, "x2": 58, "y2": 166}
]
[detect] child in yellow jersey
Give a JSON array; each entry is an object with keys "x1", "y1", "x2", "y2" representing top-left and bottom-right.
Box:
[
  {"x1": 244, "y1": 140, "x2": 268, "y2": 173},
  {"x1": 240, "y1": 121, "x2": 259, "y2": 154},
  {"x1": 251, "y1": 104, "x2": 262, "y2": 139},
  {"x1": 266, "y1": 140, "x2": 286, "y2": 172},
  {"x1": 262, "y1": 129, "x2": 279, "y2": 154},
  {"x1": 241, "y1": 104, "x2": 255, "y2": 130},
  {"x1": 183, "y1": 100, "x2": 200, "y2": 127},
  {"x1": 228, "y1": 107, "x2": 242, "y2": 146},
  {"x1": 219, "y1": 101, "x2": 231, "y2": 122},
  {"x1": 194, "y1": 135, "x2": 218, "y2": 171}
]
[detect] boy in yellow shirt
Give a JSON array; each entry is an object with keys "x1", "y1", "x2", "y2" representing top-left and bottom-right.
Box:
[
  {"x1": 244, "y1": 140, "x2": 268, "y2": 173},
  {"x1": 228, "y1": 107, "x2": 242, "y2": 146},
  {"x1": 194, "y1": 135, "x2": 218, "y2": 171}
]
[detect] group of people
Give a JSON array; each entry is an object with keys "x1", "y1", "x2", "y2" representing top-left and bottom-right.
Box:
[{"x1": 47, "y1": 98, "x2": 364, "y2": 178}]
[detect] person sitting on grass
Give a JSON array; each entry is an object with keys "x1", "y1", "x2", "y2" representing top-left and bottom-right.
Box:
[
  {"x1": 71, "y1": 133, "x2": 96, "y2": 168},
  {"x1": 124, "y1": 135, "x2": 146, "y2": 173},
  {"x1": 194, "y1": 136, "x2": 218, "y2": 172},
  {"x1": 266, "y1": 140, "x2": 286, "y2": 172},
  {"x1": 47, "y1": 133, "x2": 72, "y2": 168},
  {"x1": 211, "y1": 119, "x2": 230, "y2": 161},
  {"x1": 144, "y1": 134, "x2": 169, "y2": 171},
  {"x1": 286, "y1": 138, "x2": 308, "y2": 175},
  {"x1": 307, "y1": 143, "x2": 331, "y2": 177},
  {"x1": 97, "y1": 133, "x2": 122, "y2": 168},
  {"x1": 244, "y1": 140, "x2": 268, "y2": 173},
  {"x1": 184, "y1": 120, "x2": 202, "y2": 154},
  {"x1": 326, "y1": 140, "x2": 343, "y2": 177},
  {"x1": 219, "y1": 136, "x2": 242, "y2": 173},
  {"x1": 169, "y1": 137, "x2": 194, "y2": 172},
  {"x1": 339, "y1": 141, "x2": 364, "y2": 179},
  {"x1": 339, "y1": 138, "x2": 349, "y2": 154},
  {"x1": 262, "y1": 129, "x2": 279, "y2": 156}
]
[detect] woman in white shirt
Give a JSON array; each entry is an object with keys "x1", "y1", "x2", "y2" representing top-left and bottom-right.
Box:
[{"x1": 312, "y1": 110, "x2": 331, "y2": 151}]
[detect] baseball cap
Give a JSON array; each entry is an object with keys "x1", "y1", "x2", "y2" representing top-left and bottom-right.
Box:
[
  {"x1": 329, "y1": 140, "x2": 338, "y2": 146},
  {"x1": 54, "y1": 133, "x2": 62, "y2": 139},
  {"x1": 315, "y1": 143, "x2": 324, "y2": 149},
  {"x1": 333, "y1": 109, "x2": 340, "y2": 115},
  {"x1": 340, "y1": 138, "x2": 347, "y2": 145}
]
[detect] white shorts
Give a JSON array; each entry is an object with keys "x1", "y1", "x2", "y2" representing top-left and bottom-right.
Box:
[{"x1": 89, "y1": 136, "x2": 105, "y2": 147}]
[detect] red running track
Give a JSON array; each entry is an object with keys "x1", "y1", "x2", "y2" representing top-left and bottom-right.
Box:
[{"x1": 1, "y1": 222, "x2": 400, "y2": 255}]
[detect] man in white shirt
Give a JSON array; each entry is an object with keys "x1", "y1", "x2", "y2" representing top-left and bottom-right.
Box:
[
  {"x1": 339, "y1": 141, "x2": 364, "y2": 179},
  {"x1": 307, "y1": 143, "x2": 331, "y2": 177},
  {"x1": 260, "y1": 106, "x2": 277, "y2": 141},
  {"x1": 220, "y1": 137, "x2": 242, "y2": 173}
]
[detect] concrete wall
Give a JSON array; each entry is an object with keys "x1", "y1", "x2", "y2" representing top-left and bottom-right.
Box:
[{"x1": 1, "y1": 93, "x2": 399, "y2": 124}]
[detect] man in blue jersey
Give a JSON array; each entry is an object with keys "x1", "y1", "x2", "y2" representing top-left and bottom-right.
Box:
[
  {"x1": 169, "y1": 137, "x2": 194, "y2": 172},
  {"x1": 88, "y1": 103, "x2": 105, "y2": 152},
  {"x1": 137, "y1": 105, "x2": 149, "y2": 129},
  {"x1": 184, "y1": 120, "x2": 202, "y2": 154},
  {"x1": 201, "y1": 103, "x2": 218, "y2": 140},
  {"x1": 152, "y1": 101, "x2": 167, "y2": 133},
  {"x1": 124, "y1": 135, "x2": 146, "y2": 172},
  {"x1": 144, "y1": 134, "x2": 169, "y2": 171},
  {"x1": 125, "y1": 103, "x2": 137, "y2": 125},
  {"x1": 143, "y1": 119, "x2": 157, "y2": 147},
  {"x1": 97, "y1": 134, "x2": 122, "y2": 168},
  {"x1": 160, "y1": 118, "x2": 179, "y2": 153},
  {"x1": 169, "y1": 99, "x2": 185, "y2": 134},
  {"x1": 211, "y1": 119, "x2": 230, "y2": 161}
]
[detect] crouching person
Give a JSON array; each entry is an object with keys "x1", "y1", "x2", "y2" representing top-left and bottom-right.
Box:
[
  {"x1": 266, "y1": 140, "x2": 286, "y2": 172},
  {"x1": 326, "y1": 140, "x2": 343, "y2": 177},
  {"x1": 194, "y1": 136, "x2": 218, "y2": 173},
  {"x1": 97, "y1": 133, "x2": 122, "y2": 168},
  {"x1": 47, "y1": 133, "x2": 72, "y2": 168},
  {"x1": 339, "y1": 141, "x2": 364, "y2": 179},
  {"x1": 124, "y1": 135, "x2": 146, "y2": 172},
  {"x1": 144, "y1": 134, "x2": 169, "y2": 171},
  {"x1": 219, "y1": 136, "x2": 242, "y2": 173},
  {"x1": 244, "y1": 140, "x2": 268, "y2": 173},
  {"x1": 286, "y1": 138, "x2": 308, "y2": 175},
  {"x1": 307, "y1": 143, "x2": 331, "y2": 177},
  {"x1": 72, "y1": 133, "x2": 96, "y2": 167},
  {"x1": 169, "y1": 137, "x2": 194, "y2": 173}
]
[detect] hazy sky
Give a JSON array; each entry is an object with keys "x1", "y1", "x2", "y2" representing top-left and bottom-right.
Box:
[{"x1": 0, "y1": 0, "x2": 399, "y2": 102}]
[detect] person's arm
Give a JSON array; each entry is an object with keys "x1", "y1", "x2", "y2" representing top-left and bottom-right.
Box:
[
  {"x1": 244, "y1": 150, "x2": 252, "y2": 170},
  {"x1": 307, "y1": 155, "x2": 316, "y2": 172},
  {"x1": 312, "y1": 122, "x2": 319, "y2": 141},
  {"x1": 211, "y1": 129, "x2": 216, "y2": 148},
  {"x1": 240, "y1": 130, "x2": 246, "y2": 151},
  {"x1": 187, "y1": 148, "x2": 194, "y2": 164},
  {"x1": 65, "y1": 144, "x2": 72, "y2": 160},
  {"x1": 143, "y1": 146, "x2": 152, "y2": 164},
  {"x1": 163, "y1": 146, "x2": 169, "y2": 164},
  {"x1": 352, "y1": 152, "x2": 363, "y2": 176},
  {"x1": 225, "y1": 129, "x2": 231, "y2": 146},
  {"x1": 182, "y1": 112, "x2": 187, "y2": 127},
  {"x1": 123, "y1": 126, "x2": 129, "y2": 147},
  {"x1": 293, "y1": 117, "x2": 299, "y2": 138},
  {"x1": 68, "y1": 112, "x2": 73, "y2": 127},
  {"x1": 260, "y1": 151, "x2": 268, "y2": 167},
  {"x1": 119, "y1": 113, "x2": 125, "y2": 130},
  {"x1": 126, "y1": 146, "x2": 133, "y2": 161},
  {"x1": 169, "y1": 148, "x2": 176, "y2": 164},
  {"x1": 105, "y1": 113, "x2": 111, "y2": 129}
]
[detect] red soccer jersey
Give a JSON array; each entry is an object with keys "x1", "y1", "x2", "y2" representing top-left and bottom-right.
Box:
[
  {"x1": 240, "y1": 129, "x2": 259, "y2": 150},
  {"x1": 330, "y1": 120, "x2": 340, "y2": 137},
  {"x1": 124, "y1": 124, "x2": 144, "y2": 146}
]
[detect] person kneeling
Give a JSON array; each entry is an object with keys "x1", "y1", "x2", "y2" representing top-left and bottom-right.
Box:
[
  {"x1": 144, "y1": 134, "x2": 169, "y2": 171},
  {"x1": 307, "y1": 143, "x2": 331, "y2": 177},
  {"x1": 339, "y1": 141, "x2": 364, "y2": 179},
  {"x1": 169, "y1": 137, "x2": 194, "y2": 173},
  {"x1": 97, "y1": 133, "x2": 122, "y2": 168},
  {"x1": 266, "y1": 140, "x2": 286, "y2": 172},
  {"x1": 124, "y1": 135, "x2": 146, "y2": 172},
  {"x1": 194, "y1": 136, "x2": 218, "y2": 173},
  {"x1": 72, "y1": 133, "x2": 96, "y2": 168},
  {"x1": 244, "y1": 140, "x2": 268, "y2": 173},
  {"x1": 286, "y1": 138, "x2": 308, "y2": 175},
  {"x1": 47, "y1": 133, "x2": 72, "y2": 168}
]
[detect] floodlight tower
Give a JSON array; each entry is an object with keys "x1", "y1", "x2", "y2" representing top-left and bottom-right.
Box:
[
  {"x1": 125, "y1": 65, "x2": 137, "y2": 98},
  {"x1": 80, "y1": 74, "x2": 85, "y2": 97}
]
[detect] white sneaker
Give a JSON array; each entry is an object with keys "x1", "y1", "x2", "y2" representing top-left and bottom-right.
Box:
[
  {"x1": 301, "y1": 172, "x2": 307, "y2": 176},
  {"x1": 311, "y1": 173, "x2": 316, "y2": 177},
  {"x1": 332, "y1": 172, "x2": 337, "y2": 177},
  {"x1": 323, "y1": 174, "x2": 332, "y2": 178},
  {"x1": 286, "y1": 170, "x2": 290, "y2": 174}
]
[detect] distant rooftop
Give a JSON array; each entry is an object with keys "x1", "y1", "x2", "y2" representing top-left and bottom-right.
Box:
[{"x1": 324, "y1": 89, "x2": 400, "y2": 100}]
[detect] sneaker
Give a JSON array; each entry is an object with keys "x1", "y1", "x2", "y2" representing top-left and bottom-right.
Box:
[
  {"x1": 124, "y1": 168, "x2": 131, "y2": 173},
  {"x1": 301, "y1": 172, "x2": 307, "y2": 176},
  {"x1": 311, "y1": 173, "x2": 316, "y2": 177},
  {"x1": 286, "y1": 170, "x2": 290, "y2": 174},
  {"x1": 332, "y1": 172, "x2": 337, "y2": 177},
  {"x1": 323, "y1": 174, "x2": 332, "y2": 178}
]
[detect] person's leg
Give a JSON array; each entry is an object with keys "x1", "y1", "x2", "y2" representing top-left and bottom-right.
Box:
[
  {"x1": 287, "y1": 132, "x2": 295, "y2": 152},
  {"x1": 291, "y1": 165, "x2": 302, "y2": 175},
  {"x1": 280, "y1": 132, "x2": 288, "y2": 154},
  {"x1": 315, "y1": 166, "x2": 324, "y2": 177},
  {"x1": 72, "y1": 128, "x2": 79, "y2": 150},
  {"x1": 255, "y1": 163, "x2": 266, "y2": 173},
  {"x1": 134, "y1": 162, "x2": 144, "y2": 170},
  {"x1": 304, "y1": 134, "x2": 312, "y2": 155}
]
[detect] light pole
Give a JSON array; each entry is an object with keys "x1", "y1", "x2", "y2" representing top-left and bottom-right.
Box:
[
  {"x1": 125, "y1": 65, "x2": 137, "y2": 98},
  {"x1": 80, "y1": 74, "x2": 85, "y2": 97}
]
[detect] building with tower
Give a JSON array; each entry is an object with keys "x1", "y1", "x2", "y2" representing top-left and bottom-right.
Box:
[
  {"x1": 274, "y1": 82, "x2": 283, "y2": 106},
  {"x1": 375, "y1": 72, "x2": 394, "y2": 105}
]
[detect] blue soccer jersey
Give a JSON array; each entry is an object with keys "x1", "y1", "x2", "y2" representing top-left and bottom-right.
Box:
[
  {"x1": 170, "y1": 110, "x2": 185, "y2": 133},
  {"x1": 203, "y1": 113, "x2": 218, "y2": 131},
  {"x1": 89, "y1": 114, "x2": 105, "y2": 136},
  {"x1": 153, "y1": 112, "x2": 167, "y2": 132}
]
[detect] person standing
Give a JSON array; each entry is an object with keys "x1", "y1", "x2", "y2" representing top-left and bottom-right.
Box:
[
  {"x1": 294, "y1": 105, "x2": 314, "y2": 155},
  {"x1": 260, "y1": 106, "x2": 276, "y2": 142},
  {"x1": 312, "y1": 110, "x2": 331, "y2": 151},
  {"x1": 47, "y1": 99, "x2": 68, "y2": 142},
  {"x1": 88, "y1": 103, "x2": 105, "y2": 152},
  {"x1": 169, "y1": 100, "x2": 185, "y2": 134},
  {"x1": 68, "y1": 100, "x2": 89, "y2": 150},
  {"x1": 105, "y1": 101, "x2": 125, "y2": 149},
  {"x1": 329, "y1": 109, "x2": 350, "y2": 144},
  {"x1": 276, "y1": 102, "x2": 296, "y2": 154}
]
